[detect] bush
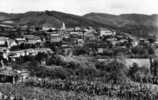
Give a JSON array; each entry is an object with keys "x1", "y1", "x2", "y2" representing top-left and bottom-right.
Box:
[
  {"x1": 46, "y1": 55, "x2": 65, "y2": 66},
  {"x1": 128, "y1": 63, "x2": 152, "y2": 83},
  {"x1": 96, "y1": 60, "x2": 129, "y2": 83},
  {"x1": 75, "y1": 67, "x2": 97, "y2": 80},
  {"x1": 73, "y1": 46, "x2": 89, "y2": 55}
]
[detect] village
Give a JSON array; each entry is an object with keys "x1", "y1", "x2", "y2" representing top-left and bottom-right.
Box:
[
  {"x1": 0, "y1": 20, "x2": 158, "y2": 99},
  {"x1": 0, "y1": 20, "x2": 157, "y2": 79}
]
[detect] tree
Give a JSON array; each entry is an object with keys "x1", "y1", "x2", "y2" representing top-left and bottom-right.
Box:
[
  {"x1": 129, "y1": 63, "x2": 151, "y2": 82},
  {"x1": 96, "y1": 61, "x2": 129, "y2": 83}
]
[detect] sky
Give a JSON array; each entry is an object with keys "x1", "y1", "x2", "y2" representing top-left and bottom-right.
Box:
[{"x1": 0, "y1": 0, "x2": 158, "y2": 15}]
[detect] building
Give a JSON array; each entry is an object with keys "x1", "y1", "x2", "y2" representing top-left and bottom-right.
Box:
[
  {"x1": 8, "y1": 39, "x2": 17, "y2": 48},
  {"x1": 74, "y1": 26, "x2": 81, "y2": 31},
  {"x1": 0, "y1": 69, "x2": 19, "y2": 84},
  {"x1": 15, "y1": 38, "x2": 26, "y2": 45},
  {"x1": 9, "y1": 48, "x2": 53, "y2": 60},
  {"x1": 70, "y1": 31, "x2": 83, "y2": 39},
  {"x1": 42, "y1": 24, "x2": 56, "y2": 31},
  {"x1": 23, "y1": 35, "x2": 42, "y2": 44},
  {"x1": 84, "y1": 31, "x2": 97, "y2": 41},
  {"x1": 50, "y1": 33, "x2": 62, "y2": 43},
  {"x1": 66, "y1": 28, "x2": 74, "y2": 32},
  {"x1": 100, "y1": 28, "x2": 116, "y2": 37},
  {"x1": 0, "y1": 37, "x2": 16, "y2": 49},
  {"x1": 46, "y1": 30, "x2": 63, "y2": 43},
  {"x1": 61, "y1": 22, "x2": 66, "y2": 30},
  {"x1": 0, "y1": 37, "x2": 9, "y2": 46},
  {"x1": 42, "y1": 26, "x2": 56, "y2": 31}
]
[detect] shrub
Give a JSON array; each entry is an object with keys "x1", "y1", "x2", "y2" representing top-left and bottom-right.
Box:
[
  {"x1": 75, "y1": 67, "x2": 97, "y2": 80},
  {"x1": 73, "y1": 46, "x2": 89, "y2": 55},
  {"x1": 128, "y1": 63, "x2": 152, "y2": 83},
  {"x1": 95, "y1": 60, "x2": 129, "y2": 83}
]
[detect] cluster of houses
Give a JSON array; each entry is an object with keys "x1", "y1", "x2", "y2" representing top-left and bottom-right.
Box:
[
  {"x1": 2, "y1": 21, "x2": 158, "y2": 58},
  {"x1": 0, "y1": 35, "x2": 52, "y2": 59},
  {"x1": 0, "y1": 21, "x2": 158, "y2": 89},
  {"x1": 0, "y1": 22, "x2": 142, "y2": 60},
  {"x1": 1, "y1": 21, "x2": 158, "y2": 83}
]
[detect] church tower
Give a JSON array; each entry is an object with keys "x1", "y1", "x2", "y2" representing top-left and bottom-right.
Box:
[{"x1": 61, "y1": 22, "x2": 66, "y2": 30}]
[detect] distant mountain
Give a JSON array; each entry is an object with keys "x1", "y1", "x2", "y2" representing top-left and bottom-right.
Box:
[
  {"x1": 0, "y1": 11, "x2": 158, "y2": 38},
  {"x1": 0, "y1": 12, "x2": 11, "y2": 21},
  {"x1": 84, "y1": 13, "x2": 158, "y2": 38},
  {"x1": 0, "y1": 11, "x2": 112, "y2": 28}
]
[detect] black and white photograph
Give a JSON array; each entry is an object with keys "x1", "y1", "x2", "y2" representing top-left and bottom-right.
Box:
[{"x1": 0, "y1": 0, "x2": 158, "y2": 100}]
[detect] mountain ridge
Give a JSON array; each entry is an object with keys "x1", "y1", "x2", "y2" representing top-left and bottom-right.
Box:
[
  {"x1": 0, "y1": 10, "x2": 157, "y2": 38},
  {"x1": 0, "y1": 11, "x2": 113, "y2": 28},
  {"x1": 84, "y1": 12, "x2": 158, "y2": 38}
]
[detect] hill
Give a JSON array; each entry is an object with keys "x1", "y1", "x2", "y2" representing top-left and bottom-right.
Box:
[
  {"x1": 84, "y1": 13, "x2": 158, "y2": 38},
  {"x1": 0, "y1": 11, "x2": 112, "y2": 28},
  {"x1": 0, "y1": 11, "x2": 158, "y2": 38}
]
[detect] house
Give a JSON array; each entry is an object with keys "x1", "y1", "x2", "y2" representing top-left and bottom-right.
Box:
[
  {"x1": 74, "y1": 26, "x2": 81, "y2": 31},
  {"x1": 42, "y1": 24, "x2": 56, "y2": 31},
  {"x1": 8, "y1": 39, "x2": 17, "y2": 48},
  {"x1": 97, "y1": 48, "x2": 104, "y2": 54},
  {"x1": 75, "y1": 39, "x2": 84, "y2": 47},
  {"x1": 46, "y1": 30, "x2": 63, "y2": 43},
  {"x1": 139, "y1": 38, "x2": 150, "y2": 45},
  {"x1": 15, "y1": 38, "x2": 26, "y2": 45},
  {"x1": 0, "y1": 69, "x2": 19, "y2": 84},
  {"x1": 0, "y1": 37, "x2": 9, "y2": 46},
  {"x1": 23, "y1": 35, "x2": 42, "y2": 44},
  {"x1": 16, "y1": 70, "x2": 30, "y2": 82},
  {"x1": 50, "y1": 33, "x2": 62, "y2": 43},
  {"x1": 96, "y1": 42, "x2": 108, "y2": 54},
  {"x1": 9, "y1": 50, "x2": 26, "y2": 58},
  {"x1": 42, "y1": 26, "x2": 56, "y2": 31},
  {"x1": 132, "y1": 40, "x2": 139, "y2": 47},
  {"x1": 61, "y1": 45, "x2": 73, "y2": 56},
  {"x1": 100, "y1": 28, "x2": 116, "y2": 37},
  {"x1": 85, "y1": 32, "x2": 96, "y2": 41},
  {"x1": 62, "y1": 32, "x2": 70, "y2": 39},
  {"x1": 0, "y1": 37, "x2": 16, "y2": 49},
  {"x1": 84, "y1": 31, "x2": 97, "y2": 41},
  {"x1": 66, "y1": 28, "x2": 74, "y2": 32},
  {"x1": 2, "y1": 48, "x2": 9, "y2": 60},
  {"x1": 9, "y1": 48, "x2": 53, "y2": 60},
  {"x1": 34, "y1": 48, "x2": 53, "y2": 54},
  {"x1": 70, "y1": 31, "x2": 83, "y2": 36},
  {"x1": 69, "y1": 31, "x2": 83, "y2": 39}
]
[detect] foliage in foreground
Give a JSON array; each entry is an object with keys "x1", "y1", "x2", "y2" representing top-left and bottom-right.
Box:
[
  {"x1": 24, "y1": 78, "x2": 158, "y2": 100},
  {"x1": 0, "y1": 83, "x2": 123, "y2": 100}
]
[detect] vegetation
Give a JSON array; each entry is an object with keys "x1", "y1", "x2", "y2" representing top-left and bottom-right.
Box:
[
  {"x1": 0, "y1": 12, "x2": 157, "y2": 99},
  {"x1": 1, "y1": 53, "x2": 158, "y2": 99}
]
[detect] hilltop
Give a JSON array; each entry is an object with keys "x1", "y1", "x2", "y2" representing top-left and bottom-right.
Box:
[
  {"x1": 0, "y1": 11, "x2": 158, "y2": 38},
  {"x1": 0, "y1": 11, "x2": 111, "y2": 28},
  {"x1": 84, "y1": 13, "x2": 158, "y2": 38}
]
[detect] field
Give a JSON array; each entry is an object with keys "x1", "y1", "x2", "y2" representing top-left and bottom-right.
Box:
[
  {"x1": 1, "y1": 79, "x2": 158, "y2": 100},
  {"x1": 1, "y1": 55, "x2": 158, "y2": 100},
  {"x1": 0, "y1": 83, "x2": 123, "y2": 100}
]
